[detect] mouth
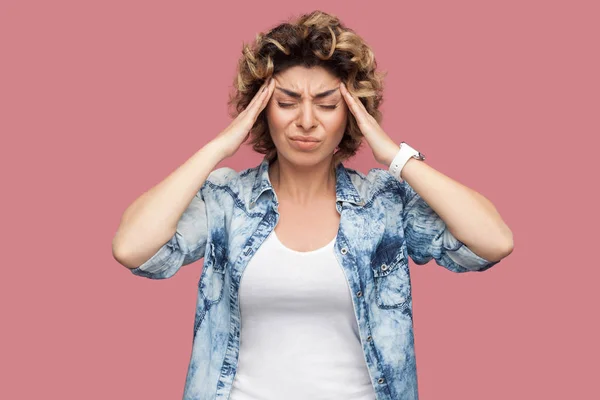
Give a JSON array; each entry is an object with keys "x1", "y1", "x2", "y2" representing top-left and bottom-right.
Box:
[
  {"x1": 289, "y1": 136, "x2": 321, "y2": 142},
  {"x1": 288, "y1": 136, "x2": 321, "y2": 151}
]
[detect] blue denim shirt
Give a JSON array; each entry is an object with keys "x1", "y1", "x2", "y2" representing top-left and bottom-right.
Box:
[{"x1": 129, "y1": 156, "x2": 501, "y2": 399}]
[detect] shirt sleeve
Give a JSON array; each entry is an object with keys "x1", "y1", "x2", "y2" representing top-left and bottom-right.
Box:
[
  {"x1": 399, "y1": 178, "x2": 501, "y2": 273},
  {"x1": 129, "y1": 184, "x2": 210, "y2": 279}
]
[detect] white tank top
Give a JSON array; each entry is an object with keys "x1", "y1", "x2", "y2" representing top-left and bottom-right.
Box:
[{"x1": 229, "y1": 230, "x2": 377, "y2": 400}]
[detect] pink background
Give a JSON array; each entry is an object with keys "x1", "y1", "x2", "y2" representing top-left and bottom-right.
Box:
[{"x1": 2, "y1": 0, "x2": 597, "y2": 398}]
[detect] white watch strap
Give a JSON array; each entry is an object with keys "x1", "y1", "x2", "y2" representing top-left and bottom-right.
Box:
[{"x1": 388, "y1": 142, "x2": 419, "y2": 182}]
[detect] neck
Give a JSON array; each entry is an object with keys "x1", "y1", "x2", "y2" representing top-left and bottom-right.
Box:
[{"x1": 268, "y1": 156, "x2": 337, "y2": 206}]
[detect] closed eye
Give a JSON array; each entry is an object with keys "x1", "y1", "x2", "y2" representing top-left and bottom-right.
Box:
[{"x1": 277, "y1": 102, "x2": 337, "y2": 110}]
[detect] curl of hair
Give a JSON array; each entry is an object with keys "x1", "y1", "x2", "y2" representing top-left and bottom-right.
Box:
[{"x1": 227, "y1": 10, "x2": 387, "y2": 168}]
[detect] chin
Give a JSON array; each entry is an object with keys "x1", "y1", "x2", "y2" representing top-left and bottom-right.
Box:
[{"x1": 278, "y1": 149, "x2": 333, "y2": 168}]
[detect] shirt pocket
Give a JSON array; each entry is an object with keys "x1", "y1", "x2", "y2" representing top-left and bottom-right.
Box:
[
  {"x1": 199, "y1": 242, "x2": 227, "y2": 306},
  {"x1": 371, "y1": 242, "x2": 410, "y2": 309}
]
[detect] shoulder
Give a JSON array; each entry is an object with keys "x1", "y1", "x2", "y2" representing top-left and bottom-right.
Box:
[
  {"x1": 198, "y1": 167, "x2": 241, "y2": 201},
  {"x1": 344, "y1": 165, "x2": 404, "y2": 198},
  {"x1": 203, "y1": 166, "x2": 240, "y2": 186},
  {"x1": 200, "y1": 164, "x2": 261, "y2": 199},
  {"x1": 344, "y1": 165, "x2": 419, "y2": 209}
]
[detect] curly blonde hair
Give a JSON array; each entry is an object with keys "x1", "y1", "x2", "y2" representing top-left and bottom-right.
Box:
[{"x1": 227, "y1": 10, "x2": 387, "y2": 167}]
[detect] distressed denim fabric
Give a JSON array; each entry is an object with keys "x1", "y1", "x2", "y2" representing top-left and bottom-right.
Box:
[{"x1": 130, "y1": 157, "x2": 501, "y2": 399}]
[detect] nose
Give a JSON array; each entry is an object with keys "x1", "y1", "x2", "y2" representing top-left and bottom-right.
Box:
[{"x1": 296, "y1": 102, "x2": 317, "y2": 130}]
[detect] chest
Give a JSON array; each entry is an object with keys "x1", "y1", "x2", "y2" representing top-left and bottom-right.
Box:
[{"x1": 273, "y1": 198, "x2": 341, "y2": 253}]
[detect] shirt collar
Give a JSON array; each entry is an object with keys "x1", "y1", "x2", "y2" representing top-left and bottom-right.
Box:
[{"x1": 250, "y1": 156, "x2": 365, "y2": 207}]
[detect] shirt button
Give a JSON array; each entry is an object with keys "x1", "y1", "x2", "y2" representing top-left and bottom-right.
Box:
[
  {"x1": 356, "y1": 291, "x2": 362, "y2": 297},
  {"x1": 341, "y1": 247, "x2": 348, "y2": 254},
  {"x1": 367, "y1": 335, "x2": 373, "y2": 342},
  {"x1": 378, "y1": 377, "x2": 385, "y2": 384}
]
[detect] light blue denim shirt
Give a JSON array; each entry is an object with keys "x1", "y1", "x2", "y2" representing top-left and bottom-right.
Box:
[{"x1": 129, "y1": 156, "x2": 501, "y2": 400}]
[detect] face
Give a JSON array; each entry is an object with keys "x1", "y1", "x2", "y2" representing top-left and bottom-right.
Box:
[{"x1": 265, "y1": 65, "x2": 348, "y2": 166}]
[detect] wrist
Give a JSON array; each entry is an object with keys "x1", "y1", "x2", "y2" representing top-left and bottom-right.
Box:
[
  {"x1": 387, "y1": 141, "x2": 426, "y2": 182},
  {"x1": 380, "y1": 144, "x2": 401, "y2": 167}
]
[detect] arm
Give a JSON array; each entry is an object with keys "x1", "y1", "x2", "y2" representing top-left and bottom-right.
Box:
[
  {"x1": 112, "y1": 77, "x2": 275, "y2": 276},
  {"x1": 399, "y1": 155, "x2": 514, "y2": 263},
  {"x1": 112, "y1": 139, "x2": 226, "y2": 271},
  {"x1": 338, "y1": 81, "x2": 513, "y2": 267}
]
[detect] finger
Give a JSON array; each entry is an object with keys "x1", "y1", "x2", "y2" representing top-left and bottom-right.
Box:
[
  {"x1": 340, "y1": 82, "x2": 367, "y2": 125},
  {"x1": 340, "y1": 82, "x2": 360, "y2": 122},
  {"x1": 258, "y1": 77, "x2": 275, "y2": 110},
  {"x1": 340, "y1": 82, "x2": 362, "y2": 113},
  {"x1": 249, "y1": 77, "x2": 274, "y2": 117},
  {"x1": 247, "y1": 77, "x2": 271, "y2": 112},
  {"x1": 244, "y1": 78, "x2": 271, "y2": 112}
]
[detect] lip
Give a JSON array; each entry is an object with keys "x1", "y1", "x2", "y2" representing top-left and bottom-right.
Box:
[
  {"x1": 288, "y1": 137, "x2": 321, "y2": 151},
  {"x1": 289, "y1": 136, "x2": 321, "y2": 142}
]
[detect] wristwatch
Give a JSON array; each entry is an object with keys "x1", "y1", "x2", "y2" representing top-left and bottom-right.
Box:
[{"x1": 388, "y1": 141, "x2": 425, "y2": 182}]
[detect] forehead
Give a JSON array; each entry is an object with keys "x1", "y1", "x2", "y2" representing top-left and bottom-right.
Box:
[{"x1": 274, "y1": 65, "x2": 340, "y2": 93}]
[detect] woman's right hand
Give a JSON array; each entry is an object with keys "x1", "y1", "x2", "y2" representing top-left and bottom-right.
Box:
[{"x1": 213, "y1": 77, "x2": 275, "y2": 159}]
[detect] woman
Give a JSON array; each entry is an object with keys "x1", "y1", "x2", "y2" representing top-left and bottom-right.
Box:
[{"x1": 113, "y1": 10, "x2": 514, "y2": 400}]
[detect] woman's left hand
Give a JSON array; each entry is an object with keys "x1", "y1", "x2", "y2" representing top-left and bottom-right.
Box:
[{"x1": 339, "y1": 82, "x2": 400, "y2": 167}]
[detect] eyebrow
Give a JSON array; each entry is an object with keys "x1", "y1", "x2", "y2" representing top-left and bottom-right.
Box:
[{"x1": 275, "y1": 87, "x2": 339, "y2": 99}]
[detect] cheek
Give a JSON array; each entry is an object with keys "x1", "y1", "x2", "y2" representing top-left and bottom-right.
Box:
[
  {"x1": 266, "y1": 103, "x2": 290, "y2": 130},
  {"x1": 266, "y1": 106, "x2": 291, "y2": 144},
  {"x1": 265, "y1": 104, "x2": 279, "y2": 130},
  {"x1": 323, "y1": 108, "x2": 348, "y2": 135}
]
